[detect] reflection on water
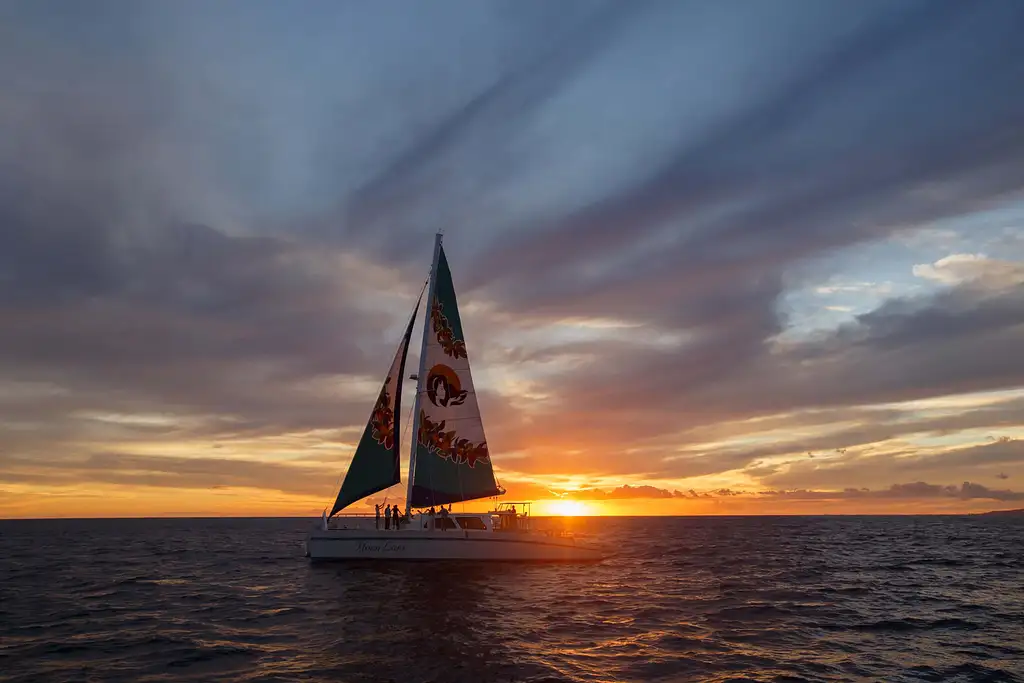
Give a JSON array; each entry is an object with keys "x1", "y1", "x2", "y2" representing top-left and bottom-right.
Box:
[
  {"x1": 2, "y1": 516, "x2": 1022, "y2": 682},
  {"x1": 307, "y1": 562, "x2": 519, "y2": 680}
]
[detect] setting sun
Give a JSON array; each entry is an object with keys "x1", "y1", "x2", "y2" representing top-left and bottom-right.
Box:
[{"x1": 543, "y1": 499, "x2": 590, "y2": 516}]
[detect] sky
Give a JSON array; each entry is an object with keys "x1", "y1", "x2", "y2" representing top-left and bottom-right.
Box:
[{"x1": 2, "y1": 0, "x2": 1024, "y2": 518}]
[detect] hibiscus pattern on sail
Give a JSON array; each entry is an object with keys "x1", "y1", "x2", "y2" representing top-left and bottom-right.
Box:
[
  {"x1": 431, "y1": 299, "x2": 467, "y2": 359},
  {"x1": 369, "y1": 378, "x2": 396, "y2": 451},
  {"x1": 417, "y1": 410, "x2": 490, "y2": 468}
]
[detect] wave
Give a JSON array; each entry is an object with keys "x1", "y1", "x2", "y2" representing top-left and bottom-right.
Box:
[{"x1": 1, "y1": 516, "x2": 1021, "y2": 682}]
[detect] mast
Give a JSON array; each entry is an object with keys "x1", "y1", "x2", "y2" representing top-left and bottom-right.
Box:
[{"x1": 406, "y1": 232, "x2": 443, "y2": 515}]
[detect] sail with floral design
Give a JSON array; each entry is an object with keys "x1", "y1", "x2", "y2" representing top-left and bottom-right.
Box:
[
  {"x1": 329, "y1": 298, "x2": 420, "y2": 515},
  {"x1": 409, "y1": 245, "x2": 501, "y2": 507}
]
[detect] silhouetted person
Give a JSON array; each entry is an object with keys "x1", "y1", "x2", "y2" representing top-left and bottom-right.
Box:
[
  {"x1": 392, "y1": 505, "x2": 401, "y2": 531},
  {"x1": 439, "y1": 505, "x2": 449, "y2": 531},
  {"x1": 384, "y1": 504, "x2": 391, "y2": 530},
  {"x1": 375, "y1": 504, "x2": 381, "y2": 530}
]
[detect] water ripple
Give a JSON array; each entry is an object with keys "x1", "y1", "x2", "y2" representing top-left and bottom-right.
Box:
[{"x1": 1, "y1": 516, "x2": 1022, "y2": 682}]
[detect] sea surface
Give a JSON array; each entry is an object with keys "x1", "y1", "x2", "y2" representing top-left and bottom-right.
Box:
[{"x1": 1, "y1": 516, "x2": 1022, "y2": 683}]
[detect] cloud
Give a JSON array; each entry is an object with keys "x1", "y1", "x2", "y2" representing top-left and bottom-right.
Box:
[
  {"x1": 561, "y1": 484, "x2": 684, "y2": 500},
  {"x1": 509, "y1": 480, "x2": 1024, "y2": 503},
  {"x1": 492, "y1": 275, "x2": 1024, "y2": 482},
  {"x1": 913, "y1": 254, "x2": 1024, "y2": 287},
  {"x1": 758, "y1": 481, "x2": 1024, "y2": 502},
  {"x1": 403, "y1": 2, "x2": 1024, "y2": 484},
  {"x1": 910, "y1": 438, "x2": 1024, "y2": 470},
  {"x1": 0, "y1": 221, "x2": 415, "y2": 444},
  {"x1": 2, "y1": 2, "x2": 1024, "y2": 512},
  {"x1": 760, "y1": 437, "x2": 1024, "y2": 493},
  {"x1": 466, "y1": 1, "x2": 1024, "y2": 304},
  {"x1": 0, "y1": 50, "x2": 432, "y2": 448},
  {"x1": 0, "y1": 452, "x2": 335, "y2": 498},
  {"x1": 344, "y1": 1, "x2": 644, "y2": 243}
]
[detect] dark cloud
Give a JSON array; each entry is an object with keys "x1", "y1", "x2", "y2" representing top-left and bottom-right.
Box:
[
  {"x1": 906, "y1": 439, "x2": 1024, "y2": 471},
  {"x1": 763, "y1": 437, "x2": 1024, "y2": 492},
  {"x1": 434, "y1": 2, "x2": 1024, "y2": 483},
  {"x1": 439, "y1": 2, "x2": 1024, "y2": 475},
  {"x1": 0, "y1": 452, "x2": 335, "y2": 497},
  {"x1": 0, "y1": 51, "x2": 426, "y2": 448},
  {"x1": 757, "y1": 286, "x2": 1024, "y2": 410},
  {"x1": 467, "y1": 1, "x2": 1024, "y2": 306},
  {"x1": 2, "y1": 2, "x2": 1024, "y2": 509},
  {"x1": 345, "y1": 1, "x2": 642, "y2": 247},
  {"x1": 0, "y1": 220, "x2": 404, "y2": 445}
]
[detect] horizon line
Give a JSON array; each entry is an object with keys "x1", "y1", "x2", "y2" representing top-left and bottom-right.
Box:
[{"x1": 2, "y1": 510, "x2": 1019, "y2": 521}]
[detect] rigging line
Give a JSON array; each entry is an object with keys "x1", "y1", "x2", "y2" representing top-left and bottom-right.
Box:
[
  {"x1": 415, "y1": 276, "x2": 429, "y2": 307},
  {"x1": 324, "y1": 442, "x2": 353, "y2": 510},
  {"x1": 388, "y1": 276, "x2": 429, "y2": 496},
  {"x1": 406, "y1": 276, "x2": 431, "y2": 507},
  {"x1": 456, "y1": 437, "x2": 466, "y2": 512},
  {"x1": 391, "y1": 400, "x2": 416, "y2": 496},
  {"x1": 400, "y1": 402, "x2": 415, "y2": 454},
  {"x1": 329, "y1": 276, "x2": 430, "y2": 508}
]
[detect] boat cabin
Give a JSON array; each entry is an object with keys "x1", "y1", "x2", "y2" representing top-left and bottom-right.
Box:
[
  {"x1": 410, "y1": 502, "x2": 531, "y2": 532},
  {"x1": 326, "y1": 502, "x2": 533, "y2": 533},
  {"x1": 491, "y1": 502, "x2": 530, "y2": 532},
  {"x1": 417, "y1": 513, "x2": 489, "y2": 531}
]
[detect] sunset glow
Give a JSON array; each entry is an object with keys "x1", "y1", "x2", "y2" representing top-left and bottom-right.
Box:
[
  {"x1": 538, "y1": 499, "x2": 593, "y2": 517},
  {"x1": 2, "y1": 3, "x2": 1024, "y2": 520}
]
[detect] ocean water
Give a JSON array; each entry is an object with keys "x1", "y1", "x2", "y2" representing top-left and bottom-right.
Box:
[{"x1": 1, "y1": 516, "x2": 1022, "y2": 683}]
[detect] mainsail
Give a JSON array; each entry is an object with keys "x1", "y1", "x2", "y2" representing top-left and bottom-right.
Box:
[
  {"x1": 409, "y1": 243, "x2": 501, "y2": 507},
  {"x1": 329, "y1": 296, "x2": 421, "y2": 516}
]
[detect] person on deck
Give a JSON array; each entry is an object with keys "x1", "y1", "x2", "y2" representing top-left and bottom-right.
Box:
[
  {"x1": 384, "y1": 504, "x2": 391, "y2": 530},
  {"x1": 428, "y1": 506, "x2": 436, "y2": 530},
  {"x1": 392, "y1": 505, "x2": 401, "y2": 530},
  {"x1": 375, "y1": 504, "x2": 381, "y2": 530},
  {"x1": 439, "y1": 504, "x2": 449, "y2": 531}
]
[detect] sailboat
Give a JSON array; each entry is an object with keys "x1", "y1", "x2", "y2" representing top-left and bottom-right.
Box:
[{"x1": 305, "y1": 233, "x2": 604, "y2": 562}]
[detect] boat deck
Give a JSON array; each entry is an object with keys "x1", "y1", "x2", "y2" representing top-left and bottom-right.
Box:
[{"x1": 306, "y1": 526, "x2": 605, "y2": 562}]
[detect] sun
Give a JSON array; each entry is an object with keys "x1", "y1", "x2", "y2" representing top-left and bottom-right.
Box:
[{"x1": 546, "y1": 499, "x2": 589, "y2": 516}]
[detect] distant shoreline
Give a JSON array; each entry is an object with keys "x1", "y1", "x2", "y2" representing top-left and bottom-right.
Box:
[{"x1": 977, "y1": 508, "x2": 1024, "y2": 517}]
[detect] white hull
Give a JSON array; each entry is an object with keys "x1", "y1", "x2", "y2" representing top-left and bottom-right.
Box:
[{"x1": 306, "y1": 528, "x2": 605, "y2": 562}]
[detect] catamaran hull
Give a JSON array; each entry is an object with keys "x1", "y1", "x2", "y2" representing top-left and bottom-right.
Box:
[{"x1": 305, "y1": 530, "x2": 605, "y2": 562}]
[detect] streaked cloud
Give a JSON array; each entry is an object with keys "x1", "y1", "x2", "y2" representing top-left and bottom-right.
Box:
[{"x1": 2, "y1": 0, "x2": 1024, "y2": 516}]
